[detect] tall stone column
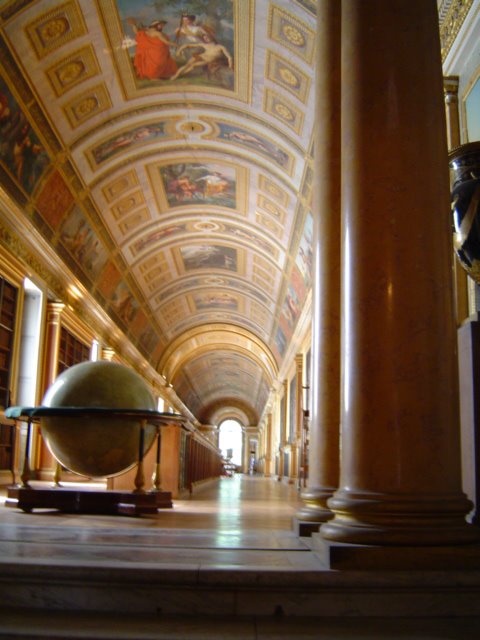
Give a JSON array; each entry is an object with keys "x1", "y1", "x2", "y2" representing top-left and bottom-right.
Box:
[
  {"x1": 322, "y1": 0, "x2": 477, "y2": 546},
  {"x1": 264, "y1": 413, "x2": 273, "y2": 477},
  {"x1": 289, "y1": 354, "x2": 304, "y2": 480},
  {"x1": 36, "y1": 302, "x2": 65, "y2": 479},
  {"x1": 297, "y1": 0, "x2": 341, "y2": 526},
  {"x1": 444, "y1": 76, "x2": 469, "y2": 324},
  {"x1": 41, "y1": 302, "x2": 65, "y2": 394}
]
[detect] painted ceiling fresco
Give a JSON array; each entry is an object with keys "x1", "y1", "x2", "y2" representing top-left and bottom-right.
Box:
[{"x1": 0, "y1": 0, "x2": 316, "y2": 424}]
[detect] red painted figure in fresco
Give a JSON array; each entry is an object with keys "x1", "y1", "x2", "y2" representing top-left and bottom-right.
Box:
[{"x1": 127, "y1": 18, "x2": 177, "y2": 80}]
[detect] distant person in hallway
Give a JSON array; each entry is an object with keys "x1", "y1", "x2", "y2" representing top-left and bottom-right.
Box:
[{"x1": 127, "y1": 18, "x2": 178, "y2": 80}]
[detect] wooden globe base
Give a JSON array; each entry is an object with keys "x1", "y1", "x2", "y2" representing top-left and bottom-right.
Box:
[
  {"x1": 5, "y1": 485, "x2": 172, "y2": 515},
  {"x1": 5, "y1": 406, "x2": 184, "y2": 517}
]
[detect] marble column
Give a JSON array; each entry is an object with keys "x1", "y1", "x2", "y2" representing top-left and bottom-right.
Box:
[
  {"x1": 444, "y1": 75, "x2": 469, "y2": 324},
  {"x1": 36, "y1": 302, "x2": 65, "y2": 479},
  {"x1": 322, "y1": 0, "x2": 477, "y2": 545},
  {"x1": 278, "y1": 380, "x2": 288, "y2": 480},
  {"x1": 297, "y1": 0, "x2": 341, "y2": 525},
  {"x1": 41, "y1": 302, "x2": 65, "y2": 394},
  {"x1": 289, "y1": 354, "x2": 304, "y2": 481},
  {"x1": 264, "y1": 413, "x2": 273, "y2": 478}
]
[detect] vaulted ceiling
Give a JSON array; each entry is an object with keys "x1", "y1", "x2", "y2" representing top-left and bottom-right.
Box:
[
  {"x1": 0, "y1": 0, "x2": 316, "y2": 425},
  {"x1": 0, "y1": 1, "x2": 464, "y2": 426}
]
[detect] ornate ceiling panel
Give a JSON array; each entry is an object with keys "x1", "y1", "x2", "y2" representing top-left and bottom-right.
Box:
[{"x1": 0, "y1": 0, "x2": 316, "y2": 423}]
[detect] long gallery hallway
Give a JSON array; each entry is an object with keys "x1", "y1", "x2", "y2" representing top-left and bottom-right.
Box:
[{"x1": 1, "y1": 474, "x2": 480, "y2": 638}]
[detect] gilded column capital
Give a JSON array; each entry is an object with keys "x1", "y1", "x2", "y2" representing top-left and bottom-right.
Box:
[
  {"x1": 443, "y1": 75, "x2": 459, "y2": 100},
  {"x1": 101, "y1": 347, "x2": 115, "y2": 361},
  {"x1": 46, "y1": 301, "x2": 65, "y2": 325}
]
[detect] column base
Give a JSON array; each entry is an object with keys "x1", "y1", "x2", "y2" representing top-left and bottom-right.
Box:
[
  {"x1": 323, "y1": 490, "x2": 480, "y2": 546},
  {"x1": 312, "y1": 535, "x2": 480, "y2": 570},
  {"x1": 294, "y1": 487, "x2": 336, "y2": 536},
  {"x1": 292, "y1": 516, "x2": 321, "y2": 537}
]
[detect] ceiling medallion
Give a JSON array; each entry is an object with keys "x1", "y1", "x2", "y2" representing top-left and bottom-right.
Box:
[
  {"x1": 204, "y1": 277, "x2": 225, "y2": 285},
  {"x1": 274, "y1": 103, "x2": 294, "y2": 121},
  {"x1": 278, "y1": 66, "x2": 299, "y2": 87},
  {"x1": 281, "y1": 24, "x2": 305, "y2": 47},
  {"x1": 194, "y1": 221, "x2": 222, "y2": 232},
  {"x1": 179, "y1": 121, "x2": 206, "y2": 134}
]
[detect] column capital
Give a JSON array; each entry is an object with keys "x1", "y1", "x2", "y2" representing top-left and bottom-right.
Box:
[
  {"x1": 101, "y1": 347, "x2": 115, "y2": 361},
  {"x1": 443, "y1": 75, "x2": 459, "y2": 98},
  {"x1": 46, "y1": 301, "x2": 65, "y2": 324}
]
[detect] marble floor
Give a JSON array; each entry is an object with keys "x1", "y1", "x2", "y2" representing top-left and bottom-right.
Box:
[
  {"x1": 1, "y1": 475, "x2": 480, "y2": 639},
  {"x1": 0, "y1": 475, "x2": 317, "y2": 572}
]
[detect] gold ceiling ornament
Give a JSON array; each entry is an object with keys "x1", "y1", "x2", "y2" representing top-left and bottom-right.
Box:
[
  {"x1": 264, "y1": 88, "x2": 305, "y2": 135},
  {"x1": 102, "y1": 170, "x2": 139, "y2": 203},
  {"x1": 439, "y1": 0, "x2": 474, "y2": 61},
  {"x1": 258, "y1": 175, "x2": 290, "y2": 207},
  {"x1": 46, "y1": 46, "x2": 100, "y2": 96},
  {"x1": 268, "y1": 5, "x2": 315, "y2": 65},
  {"x1": 265, "y1": 51, "x2": 311, "y2": 103},
  {"x1": 204, "y1": 276, "x2": 226, "y2": 285},
  {"x1": 110, "y1": 190, "x2": 145, "y2": 220},
  {"x1": 117, "y1": 208, "x2": 151, "y2": 238},
  {"x1": 193, "y1": 221, "x2": 222, "y2": 232},
  {"x1": 279, "y1": 67, "x2": 299, "y2": 87},
  {"x1": 25, "y1": 1, "x2": 87, "y2": 59},
  {"x1": 158, "y1": 324, "x2": 278, "y2": 390},
  {"x1": 179, "y1": 121, "x2": 206, "y2": 134},
  {"x1": 282, "y1": 24, "x2": 305, "y2": 47}
]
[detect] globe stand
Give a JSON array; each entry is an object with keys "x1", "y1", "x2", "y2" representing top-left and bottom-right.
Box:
[{"x1": 3, "y1": 407, "x2": 184, "y2": 516}]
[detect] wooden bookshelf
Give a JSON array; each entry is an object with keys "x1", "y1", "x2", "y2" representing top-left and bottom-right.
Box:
[
  {"x1": 0, "y1": 278, "x2": 17, "y2": 412},
  {"x1": 0, "y1": 277, "x2": 17, "y2": 476},
  {"x1": 57, "y1": 326, "x2": 90, "y2": 374}
]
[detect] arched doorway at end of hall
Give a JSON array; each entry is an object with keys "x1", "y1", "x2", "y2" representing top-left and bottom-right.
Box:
[{"x1": 218, "y1": 419, "x2": 243, "y2": 473}]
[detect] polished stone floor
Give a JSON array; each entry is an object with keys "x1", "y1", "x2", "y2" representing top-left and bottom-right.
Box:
[
  {"x1": 1, "y1": 475, "x2": 480, "y2": 639},
  {"x1": 0, "y1": 475, "x2": 316, "y2": 572}
]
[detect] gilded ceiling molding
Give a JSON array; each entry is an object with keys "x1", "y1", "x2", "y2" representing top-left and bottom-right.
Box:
[
  {"x1": 25, "y1": 1, "x2": 87, "y2": 60},
  {"x1": 268, "y1": 5, "x2": 315, "y2": 65},
  {"x1": 158, "y1": 323, "x2": 278, "y2": 385},
  {"x1": 439, "y1": 0, "x2": 474, "y2": 61},
  {"x1": 264, "y1": 88, "x2": 305, "y2": 135},
  {"x1": 46, "y1": 45, "x2": 101, "y2": 97},
  {"x1": 204, "y1": 401, "x2": 257, "y2": 426},
  {"x1": 69, "y1": 101, "x2": 306, "y2": 160},
  {"x1": 265, "y1": 50, "x2": 311, "y2": 104},
  {"x1": 63, "y1": 83, "x2": 113, "y2": 129}
]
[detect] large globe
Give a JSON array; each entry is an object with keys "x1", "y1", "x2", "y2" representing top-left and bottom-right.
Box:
[{"x1": 41, "y1": 360, "x2": 157, "y2": 478}]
